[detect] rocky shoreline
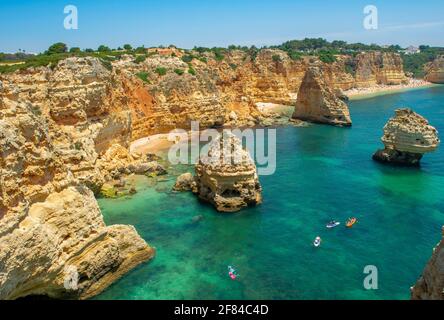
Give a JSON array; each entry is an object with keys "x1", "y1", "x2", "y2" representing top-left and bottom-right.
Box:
[{"x1": 1, "y1": 47, "x2": 443, "y2": 300}]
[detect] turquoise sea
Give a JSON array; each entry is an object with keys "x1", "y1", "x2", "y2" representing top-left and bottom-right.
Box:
[{"x1": 96, "y1": 85, "x2": 444, "y2": 300}]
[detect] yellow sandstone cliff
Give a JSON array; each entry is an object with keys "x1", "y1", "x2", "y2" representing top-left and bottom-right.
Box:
[
  {"x1": 0, "y1": 58, "x2": 155, "y2": 300},
  {"x1": 0, "y1": 49, "x2": 407, "y2": 299},
  {"x1": 354, "y1": 52, "x2": 408, "y2": 87},
  {"x1": 425, "y1": 55, "x2": 444, "y2": 84}
]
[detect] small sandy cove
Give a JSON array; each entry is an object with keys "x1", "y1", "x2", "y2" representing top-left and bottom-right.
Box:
[
  {"x1": 130, "y1": 131, "x2": 201, "y2": 155},
  {"x1": 130, "y1": 134, "x2": 175, "y2": 155}
]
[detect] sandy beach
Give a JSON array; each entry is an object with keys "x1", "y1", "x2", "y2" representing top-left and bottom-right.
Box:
[
  {"x1": 130, "y1": 133, "x2": 175, "y2": 155},
  {"x1": 345, "y1": 79, "x2": 437, "y2": 100}
]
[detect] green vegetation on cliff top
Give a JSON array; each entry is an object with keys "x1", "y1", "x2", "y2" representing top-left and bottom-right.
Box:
[{"x1": 1, "y1": 40, "x2": 443, "y2": 77}]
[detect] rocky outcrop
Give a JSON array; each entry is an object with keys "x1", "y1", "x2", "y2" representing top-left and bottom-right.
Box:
[
  {"x1": 411, "y1": 227, "x2": 444, "y2": 300},
  {"x1": 373, "y1": 108, "x2": 440, "y2": 166},
  {"x1": 173, "y1": 173, "x2": 196, "y2": 192},
  {"x1": 193, "y1": 132, "x2": 262, "y2": 212},
  {"x1": 292, "y1": 65, "x2": 352, "y2": 126},
  {"x1": 0, "y1": 59, "x2": 154, "y2": 299},
  {"x1": 98, "y1": 144, "x2": 167, "y2": 180},
  {"x1": 354, "y1": 52, "x2": 408, "y2": 87},
  {"x1": 425, "y1": 56, "x2": 444, "y2": 84},
  {"x1": 0, "y1": 186, "x2": 154, "y2": 300}
]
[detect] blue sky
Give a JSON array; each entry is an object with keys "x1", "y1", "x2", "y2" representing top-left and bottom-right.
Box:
[{"x1": 1, "y1": 0, "x2": 443, "y2": 53}]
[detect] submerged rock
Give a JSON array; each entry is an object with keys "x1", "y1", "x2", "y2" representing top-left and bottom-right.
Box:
[
  {"x1": 412, "y1": 227, "x2": 444, "y2": 300},
  {"x1": 193, "y1": 132, "x2": 262, "y2": 213},
  {"x1": 191, "y1": 215, "x2": 204, "y2": 224},
  {"x1": 373, "y1": 108, "x2": 440, "y2": 166},
  {"x1": 292, "y1": 65, "x2": 352, "y2": 127}
]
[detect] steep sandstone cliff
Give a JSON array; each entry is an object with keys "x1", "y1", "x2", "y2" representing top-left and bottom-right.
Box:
[
  {"x1": 292, "y1": 65, "x2": 352, "y2": 126},
  {"x1": 354, "y1": 52, "x2": 408, "y2": 87},
  {"x1": 411, "y1": 227, "x2": 444, "y2": 300},
  {"x1": 425, "y1": 56, "x2": 444, "y2": 84}
]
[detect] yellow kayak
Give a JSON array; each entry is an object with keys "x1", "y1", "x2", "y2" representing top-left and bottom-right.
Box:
[{"x1": 346, "y1": 218, "x2": 357, "y2": 228}]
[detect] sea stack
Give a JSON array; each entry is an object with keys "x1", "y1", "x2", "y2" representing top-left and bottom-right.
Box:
[
  {"x1": 373, "y1": 108, "x2": 440, "y2": 166},
  {"x1": 194, "y1": 132, "x2": 262, "y2": 212},
  {"x1": 292, "y1": 65, "x2": 352, "y2": 126},
  {"x1": 411, "y1": 227, "x2": 444, "y2": 300},
  {"x1": 425, "y1": 55, "x2": 444, "y2": 84}
]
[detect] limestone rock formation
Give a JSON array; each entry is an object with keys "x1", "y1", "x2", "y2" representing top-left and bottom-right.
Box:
[
  {"x1": 98, "y1": 144, "x2": 167, "y2": 181},
  {"x1": 0, "y1": 186, "x2": 154, "y2": 300},
  {"x1": 411, "y1": 227, "x2": 444, "y2": 300},
  {"x1": 193, "y1": 132, "x2": 262, "y2": 212},
  {"x1": 425, "y1": 56, "x2": 444, "y2": 84},
  {"x1": 173, "y1": 173, "x2": 197, "y2": 192},
  {"x1": 0, "y1": 50, "x2": 412, "y2": 298},
  {"x1": 354, "y1": 52, "x2": 408, "y2": 87},
  {"x1": 292, "y1": 65, "x2": 352, "y2": 126},
  {"x1": 373, "y1": 108, "x2": 440, "y2": 166},
  {"x1": 0, "y1": 59, "x2": 154, "y2": 299}
]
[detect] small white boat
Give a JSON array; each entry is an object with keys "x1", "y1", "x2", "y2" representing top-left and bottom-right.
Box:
[
  {"x1": 326, "y1": 221, "x2": 341, "y2": 229},
  {"x1": 313, "y1": 237, "x2": 322, "y2": 248}
]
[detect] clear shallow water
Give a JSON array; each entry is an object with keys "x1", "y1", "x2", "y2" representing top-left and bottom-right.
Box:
[{"x1": 96, "y1": 86, "x2": 444, "y2": 300}]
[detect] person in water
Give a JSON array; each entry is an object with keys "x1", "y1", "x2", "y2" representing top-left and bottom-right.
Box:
[{"x1": 228, "y1": 266, "x2": 239, "y2": 280}]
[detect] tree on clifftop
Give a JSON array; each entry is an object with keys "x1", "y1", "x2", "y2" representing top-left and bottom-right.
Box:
[
  {"x1": 46, "y1": 43, "x2": 68, "y2": 55},
  {"x1": 98, "y1": 45, "x2": 111, "y2": 52}
]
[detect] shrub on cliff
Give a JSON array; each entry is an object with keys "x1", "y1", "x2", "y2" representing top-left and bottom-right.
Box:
[
  {"x1": 134, "y1": 55, "x2": 147, "y2": 64},
  {"x1": 288, "y1": 51, "x2": 303, "y2": 61},
  {"x1": 182, "y1": 55, "x2": 194, "y2": 63},
  {"x1": 318, "y1": 51, "x2": 337, "y2": 64},
  {"x1": 174, "y1": 69, "x2": 185, "y2": 75},
  {"x1": 344, "y1": 59, "x2": 357, "y2": 76},
  {"x1": 136, "y1": 72, "x2": 150, "y2": 83},
  {"x1": 155, "y1": 67, "x2": 167, "y2": 76},
  {"x1": 272, "y1": 54, "x2": 282, "y2": 62},
  {"x1": 212, "y1": 48, "x2": 226, "y2": 61},
  {"x1": 188, "y1": 67, "x2": 196, "y2": 76},
  {"x1": 123, "y1": 44, "x2": 133, "y2": 51}
]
